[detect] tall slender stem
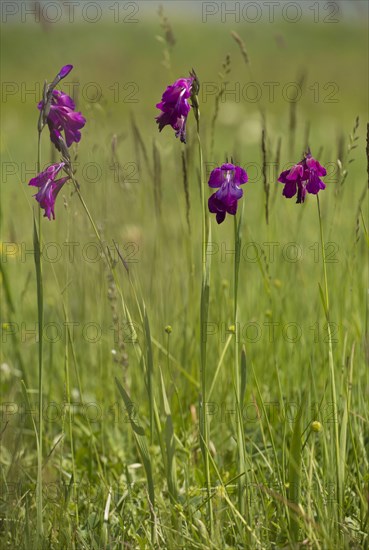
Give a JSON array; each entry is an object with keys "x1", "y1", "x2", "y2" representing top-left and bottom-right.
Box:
[
  {"x1": 317, "y1": 196, "x2": 330, "y2": 313},
  {"x1": 196, "y1": 114, "x2": 213, "y2": 532},
  {"x1": 233, "y1": 215, "x2": 241, "y2": 508},
  {"x1": 63, "y1": 212, "x2": 79, "y2": 526},
  {"x1": 233, "y1": 207, "x2": 247, "y2": 522},
  {"x1": 317, "y1": 195, "x2": 342, "y2": 523},
  {"x1": 36, "y1": 129, "x2": 44, "y2": 543}
]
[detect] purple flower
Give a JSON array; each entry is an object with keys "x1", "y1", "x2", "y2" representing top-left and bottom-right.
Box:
[
  {"x1": 38, "y1": 89, "x2": 86, "y2": 150},
  {"x1": 28, "y1": 163, "x2": 69, "y2": 220},
  {"x1": 278, "y1": 152, "x2": 327, "y2": 203},
  {"x1": 208, "y1": 163, "x2": 248, "y2": 224},
  {"x1": 156, "y1": 76, "x2": 194, "y2": 143},
  {"x1": 58, "y1": 65, "x2": 73, "y2": 79}
]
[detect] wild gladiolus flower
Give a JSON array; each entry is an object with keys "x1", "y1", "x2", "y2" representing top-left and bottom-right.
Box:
[
  {"x1": 278, "y1": 151, "x2": 327, "y2": 203},
  {"x1": 208, "y1": 163, "x2": 248, "y2": 224},
  {"x1": 155, "y1": 76, "x2": 194, "y2": 143},
  {"x1": 28, "y1": 163, "x2": 69, "y2": 220},
  {"x1": 38, "y1": 89, "x2": 86, "y2": 150}
]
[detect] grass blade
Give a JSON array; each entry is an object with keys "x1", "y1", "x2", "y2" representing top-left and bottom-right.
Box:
[
  {"x1": 159, "y1": 367, "x2": 178, "y2": 503},
  {"x1": 115, "y1": 377, "x2": 156, "y2": 539},
  {"x1": 288, "y1": 403, "x2": 303, "y2": 545}
]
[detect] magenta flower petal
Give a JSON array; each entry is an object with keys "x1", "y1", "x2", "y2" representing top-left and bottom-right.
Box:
[
  {"x1": 209, "y1": 163, "x2": 248, "y2": 189},
  {"x1": 278, "y1": 169, "x2": 291, "y2": 184},
  {"x1": 159, "y1": 78, "x2": 192, "y2": 110},
  {"x1": 58, "y1": 65, "x2": 73, "y2": 79},
  {"x1": 216, "y1": 211, "x2": 226, "y2": 224},
  {"x1": 286, "y1": 164, "x2": 304, "y2": 181},
  {"x1": 221, "y1": 163, "x2": 236, "y2": 171},
  {"x1": 282, "y1": 180, "x2": 297, "y2": 199},
  {"x1": 51, "y1": 89, "x2": 76, "y2": 110},
  {"x1": 216, "y1": 180, "x2": 243, "y2": 203},
  {"x1": 306, "y1": 172, "x2": 326, "y2": 195},
  {"x1": 306, "y1": 156, "x2": 327, "y2": 177},
  {"x1": 29, "y1": 163, "x2": 64, "y2": 187},
  {"x1": 234, "y1": 166, "x2": 248, "y2": 185},
  {"x1": 208, "y1": 194, "x2": 226, "y2": 224},
  {"x1": 208, "y1": 167, "x2": 223, "y2": 188}
]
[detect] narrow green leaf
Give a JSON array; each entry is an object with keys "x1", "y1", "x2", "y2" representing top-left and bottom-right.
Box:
[
  {"x1": 159, "y1": 367, "x2": 178, "y2": 502},
  {"x1": 240, "y1": 345, "x2": 247, "y2": 407},
  {"x1": 288, "y1": 403, "x2": 303, "y2": 544},
  {"x1": 0, "y1": 261, "x2": 15, "y2": 313},
  {"x1": 115, "y1": 377, "x2": 155, "y2": 510},
  {"x1": 318, "y1": 282, "x2": 328, "y2": 319},
  {"x1": 143, "y1": 307, "x2": 154, "y2": 444}
]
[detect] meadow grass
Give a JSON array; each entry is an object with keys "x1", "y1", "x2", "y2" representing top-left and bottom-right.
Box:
[{"x1": 1, "y1": 13, "x2": 368, "y2": 549}]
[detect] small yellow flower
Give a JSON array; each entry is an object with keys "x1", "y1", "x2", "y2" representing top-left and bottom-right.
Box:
[
  {"x1": 164, "y1": 325, "x2": 172, "y2": 334},
  {"x1": 311, "y1": 421, "x2": 322, "y2": 432}
]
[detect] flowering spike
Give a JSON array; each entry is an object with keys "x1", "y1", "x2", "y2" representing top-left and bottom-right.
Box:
[
  {"x1": 37, "y1": 65, "x2": 85, "y2": 151},
  {"x1": 155, "y1": 75, "x2": 194, "y2": 143}
]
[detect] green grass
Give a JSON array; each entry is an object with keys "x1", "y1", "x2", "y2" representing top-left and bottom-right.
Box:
[{"x1": 1, "y1": 11, "x2": 368, "y2": 549}]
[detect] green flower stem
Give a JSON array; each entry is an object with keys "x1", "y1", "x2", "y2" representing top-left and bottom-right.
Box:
[
  {"x1": 36, "y1": 129, "x2": 44, "y2": 544},
  {"x1": 196, "y1": 114, "x2": 213, "y2": 533},
  {"x1": 317, "y1": 195, "x2": 342, "y2": 523}
]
